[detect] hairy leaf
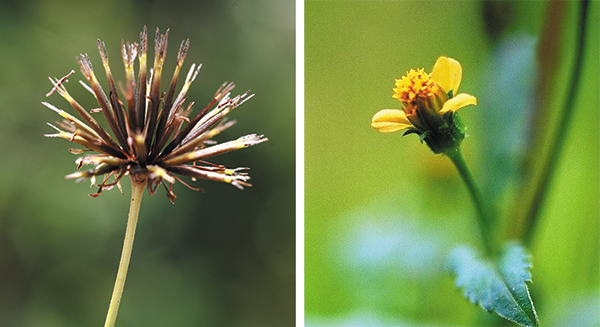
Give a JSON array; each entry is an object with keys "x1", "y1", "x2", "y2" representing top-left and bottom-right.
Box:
[{"x1": 446, "y1": 242, "x2": 539, "y2": 327}]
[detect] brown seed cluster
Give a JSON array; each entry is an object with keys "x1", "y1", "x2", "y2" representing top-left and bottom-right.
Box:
[{"x1": 45, "y1": 27, "x2": 268, "y2": 202}]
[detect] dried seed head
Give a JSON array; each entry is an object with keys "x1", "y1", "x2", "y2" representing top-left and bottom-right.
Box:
[{"x1": 45, "y1": 26, "x2": 268, "y2": 202}]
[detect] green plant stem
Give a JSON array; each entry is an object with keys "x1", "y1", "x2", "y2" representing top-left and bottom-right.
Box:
[
  {"x1": 521, "y1": 0, "x2": 589, "y2": 245},
  {"x1": 446, "y1": 147, "x2": 493, "y2": 255},
  {"x1": 104, "y1": 180, "x2": 146, "y2": 327}
]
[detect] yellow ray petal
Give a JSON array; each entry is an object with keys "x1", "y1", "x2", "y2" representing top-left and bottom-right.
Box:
[
  {"x1": 431, "y1": 56, "x2": 462, "y2": 95},
  {"x1": 371, "y1": 109, "x2": 414, "y2": 133},
  {"x1": 439, "y1": 93, "x2": 477, "y2": 114}
]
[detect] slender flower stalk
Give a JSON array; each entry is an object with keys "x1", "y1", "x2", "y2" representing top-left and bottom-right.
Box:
[
  {"x1": 446, "y1": 148, "x2": 493, "y2": 255},
  {"x1": 104, "y1": 180, "x2": 145, "y2": 327},
  {"x1": 45, "y1": 27, "x2": 267, "y2": 326}
]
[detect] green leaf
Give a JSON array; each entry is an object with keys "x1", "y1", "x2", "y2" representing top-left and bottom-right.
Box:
[{"x1": 446, "y1": 242, "x2": 539, "y2": 327}]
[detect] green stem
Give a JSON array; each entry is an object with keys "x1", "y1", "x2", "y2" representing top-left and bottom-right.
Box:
[
  {"x1": 104, "y1": 180, "x2": 146, "y2": 327},
  {"x1": 521, "y1": 0, "x2": 589, "y2": 245},
  {"x1": 446, "y1": 147, "x2": 493, "y2": 255}
]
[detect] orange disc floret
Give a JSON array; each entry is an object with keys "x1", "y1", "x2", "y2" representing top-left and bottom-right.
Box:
[{"x1": 392, "y1": 68, "x2": 439, "y2": 104}]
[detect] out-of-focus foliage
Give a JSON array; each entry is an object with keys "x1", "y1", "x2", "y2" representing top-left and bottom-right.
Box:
[
  {"x1": 306, "y1": 1, "x2": 598, "y2": 326},
  {"x1": 0, "y1": 0, "x2": 295, "y2": 326}
]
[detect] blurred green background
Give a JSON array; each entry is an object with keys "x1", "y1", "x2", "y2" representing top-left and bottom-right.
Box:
[
  {"x1": 0, "y1": 0, "x2": 294, "y2": 326},
  {"x1": 306, "y1": 1, "x2": 598, "y2": 326}
]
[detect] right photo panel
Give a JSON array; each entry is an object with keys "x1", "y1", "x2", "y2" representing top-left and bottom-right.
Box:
[{"x1": 305, "y1": 1, "x2": 599, "y2": 326}]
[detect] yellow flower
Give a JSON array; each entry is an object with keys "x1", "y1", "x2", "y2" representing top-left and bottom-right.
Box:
[{"x1": 371, "y1": 56, "x2": 477, "y2": 153}]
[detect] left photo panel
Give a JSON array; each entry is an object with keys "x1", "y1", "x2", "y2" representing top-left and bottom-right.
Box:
[{"x1": 0, "y1": 1, "x2": 295, "y2": 326}]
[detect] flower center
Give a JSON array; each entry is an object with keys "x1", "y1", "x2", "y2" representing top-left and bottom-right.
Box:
[{"x1": 392, "y1": 68, "x2": 439, "y2": 104}]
